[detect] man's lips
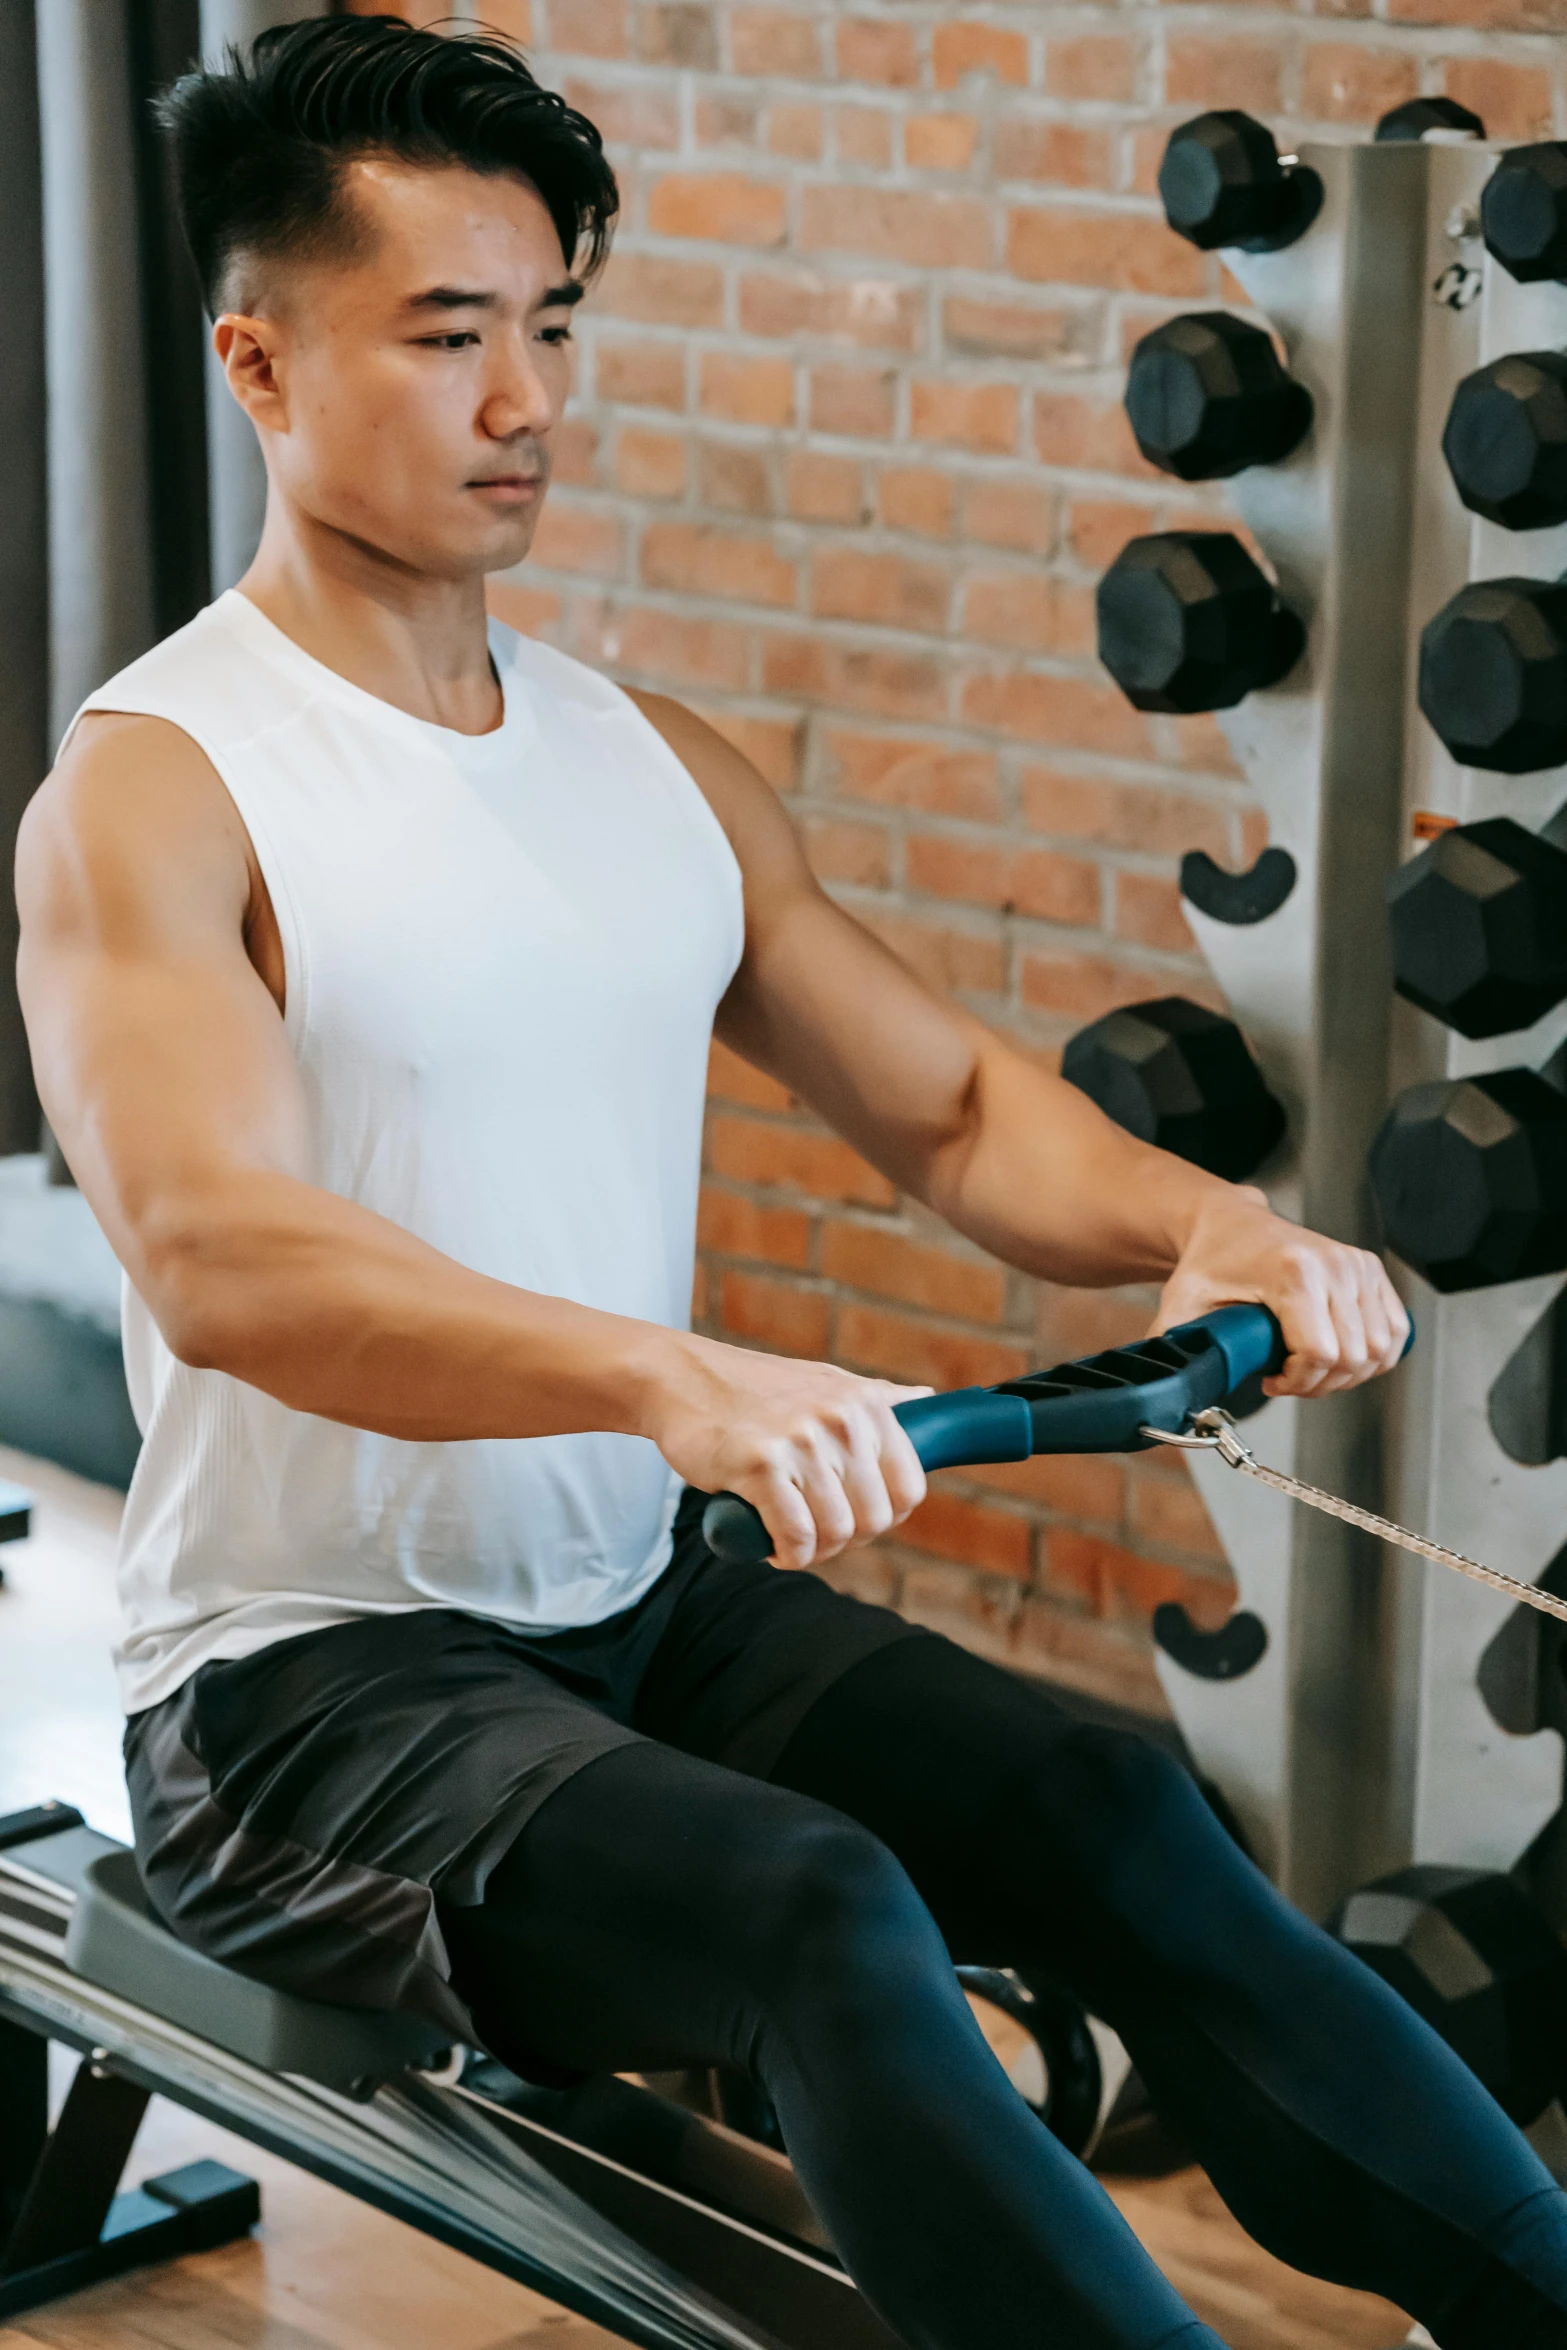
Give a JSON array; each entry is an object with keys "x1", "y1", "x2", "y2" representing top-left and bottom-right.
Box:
[{"x1": 468, "y1": 474, "x2": 544, "y2": 495}]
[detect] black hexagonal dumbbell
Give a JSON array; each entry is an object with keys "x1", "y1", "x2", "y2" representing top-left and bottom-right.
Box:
[
  {"x1": 1482, "y1": 142, "x2": 1567, "y2": 284},
  {"x1": 1098, "y1": 532, "x2": 1305, "y2": 714},
  {"x1": 1330, "y1": 1867, "x2": 1567, "y2": 2126},
  {"x1": 1124, "y1": 313, "x2": 1313, "y2": 482},
  {"x1": 1418, "y1": 577, "x2": 1567, "y2": 773},
  {"x1": 1368, "y1": 1067, "x2": 1567, "y2": 1291},
  {"x1": 1062, "y1": 997, "x2": 1286, "y2": 1182},
  {"x1": 1442, "y1": 353, "x2": 1567, "y2": 532},
  {"x1": 1374, "y1": 96, "x2": 1485, "y2": 143},
  {"x1": 1159, "y1": 111, "x2": 1323, "y2": 254},
  {"x1": 1388, "y1": 816, "x2": 1567, "y2": 1039}
]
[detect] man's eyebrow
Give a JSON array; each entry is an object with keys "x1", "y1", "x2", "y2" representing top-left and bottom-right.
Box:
[{"x1": 403, "y1": 280, "x2": 587, "y2": 314}]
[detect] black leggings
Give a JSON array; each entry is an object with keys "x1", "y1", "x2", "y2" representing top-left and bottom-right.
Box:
[{"x1": 440, "y1": 1634, "x2": 1567, "y2": 2350}]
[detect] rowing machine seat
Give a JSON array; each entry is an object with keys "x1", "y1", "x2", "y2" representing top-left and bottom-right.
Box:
[{"x1": 61, "y1": 1846, "x2": 450, "y2": 2095}]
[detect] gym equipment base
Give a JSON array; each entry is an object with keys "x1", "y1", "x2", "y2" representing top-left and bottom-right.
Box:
[{"x1": 0, "y1": 1809, "x2": 899, "y2": 2350}]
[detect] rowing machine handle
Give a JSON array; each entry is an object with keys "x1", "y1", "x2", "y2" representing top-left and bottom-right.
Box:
[{"x1": 700, "y1": 1301, "x2": 1291, "y2": 1567}]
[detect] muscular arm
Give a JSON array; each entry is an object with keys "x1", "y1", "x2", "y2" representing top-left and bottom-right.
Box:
[
  {"x1": 632, "y1": 693, "x2": 1406, "y2": 1398},
  {"x1": 16, "y1": 715, "x2": 924, "y2": 1564}
]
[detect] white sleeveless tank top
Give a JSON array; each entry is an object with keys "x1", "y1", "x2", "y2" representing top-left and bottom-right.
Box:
[{"x1": 71, "y1": 591, "x2": 744, "y2": 1712}]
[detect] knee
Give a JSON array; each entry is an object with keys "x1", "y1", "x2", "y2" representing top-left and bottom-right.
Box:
[
  {"x1": 745, "y1": 1810, "x2": 935, "y2": 1999},
  {"x1": 1016, "y1": 1724, "x2": 1220, "y2": 1883}
]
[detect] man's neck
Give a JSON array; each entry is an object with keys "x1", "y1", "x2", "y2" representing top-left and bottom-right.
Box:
[{"x1": 237, "y1": 506, "x2": 504, "y2": 737}]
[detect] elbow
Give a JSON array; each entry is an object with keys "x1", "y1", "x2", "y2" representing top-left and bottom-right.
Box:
[{"x1": 132, "y1": 1204, "x2": 248, "y2": 1375}]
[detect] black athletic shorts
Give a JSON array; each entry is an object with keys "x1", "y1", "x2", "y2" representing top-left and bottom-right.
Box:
[{"x1": 123, "y1": 1486, "x2": 927, "y2": 2041}]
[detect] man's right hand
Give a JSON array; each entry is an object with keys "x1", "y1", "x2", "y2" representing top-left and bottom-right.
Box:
[{"x1": 641, "y1": 1333, "x2": 929, "y2": 1571}]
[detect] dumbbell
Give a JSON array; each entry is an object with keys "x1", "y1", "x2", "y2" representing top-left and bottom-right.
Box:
[
  {"x1": 1097, "y1": 533, "x2": 1305, "y2": 714},
  {"x1": 1368, "y1": 1067, "x2": 1567, "y2": 1291},
  {"x1": 1330, "y1": 1866, "x2": 1567, "y2": 2126},
  {"x1": 1062, "y1": 997, "x2": 1286, "y2": 1182},
  {"x1": 1482, "y1": 142, "x2": 1567, "y2": 284},
  {"x1": 1124, "y1": 314, "x2": 1313, "y2": 482},
  {"x1": 1388, "y1": 816, "x2": 1567, "y2": 1039},
  {"x1": 1374, "y1": 96, "x2": 1485, "y2": 143},
  {"x1": 1442, "y1": 353, "x2": 1567, "y2": 532},
  {"x1": 1418, "y1": 577, "x2": 1567, "y2": 773},
  {"x1": 1159, "y1": 111, "x2": 1323, "y2": 253}
]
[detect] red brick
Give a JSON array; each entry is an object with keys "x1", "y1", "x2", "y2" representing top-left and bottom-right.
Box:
[
  {"x1": 615, "y1": 426, "x2": 687, "y2": 499},
  {"x1": 837, "y1": 1303, "x2": 1028, "y2": 1388},
  {"x1": 768, "y1": 101, "x2": 824, "y2": 159},
  {"x1": 961, "y1": 571, "x2": 1084, "y2": 655},
  {"x1": 906, "y1": 834, "x2": 1100, "y2": 925},
  {"x1": 708, "y1": 1116, "x2": 898, "y2": 1205},
  {"x1": 960, "y1": 666, "x2": 1155, "y2": 758},
  {"x1": 906, "y1": 112, "x2": 978, "y2": 172},
  {"x1": 1394, "y1": 0, "x2": 1567, "y2": 24},
  {"x1": 1300, "y1": 43, "x2": 1418, "y2": 121},
  {"x1": 943, "y1": 293, "x2": 1085, "y2": 361},
  {"x1": 805, "y1": 815, "x2": 893, "y2": 887},
  {"x1": 1046, "y1": 34, "x2": 1137, "y2": 101},
  {"x1": 692, "y1": 1257, "x2": 710, "y2": 1324},
  {"x1": 808, "y1": 364, "x2": 898, "y2": 439},
  {"x1": 729, "y1": 6, "x2": 822, "y2": 74},
  {"x1": 739, "y1": 271, "x2": 923, "y2": 351},
  {"x1": 547, "y1": 0, "x2": 628, "y2": 55},
  {"x1": 486, "y1": 580, "x2": 562, "y2": 637},
  {"x1": 642, "y1": 521, "x2": 796, "y2": 607},
  {"x1": 964, "y1": 1450, "x2": 1126, "y2": 1523},
  {"x1": 697, "y1": 1188, "x2": 812, "y2": 1267},
  {"x1": 961, "y1": 476, "x2": 1057, "y2": 556},
  {"x1": 700, "y1": 443, "x2": 772, "y2": 516},
  {"x1": 1441, "y1": 57, "x2": 1554, "y2": 138},
  {"x1": 1007, "y1": 209, "x2": 1205, "y2": 298},
  {"x1": 834, "y1": 104, "x2": 894, "y2": 167},
  {"x1": 819, "y1": 1546, "x2": 900, "y2": 1608},
  {"x1": 595, "y1": 338, "x2": 686, "y2": 410},
  {"x1": 800, "y1": 186, "x2": 993, "y2": 270},
  {"x1": 648, "y1": 173, "x2": 788, "y2": 245},
  {"x1": 1021, "y1": 951, "x2": 1182, "y2": 1021},
  {"x1": 1166, "y1": 39, "x2": 1282, "y2": 113},
  {"x1": 826, "y1": 730, "x2": 1002, "y2": 819},
  {"x1": 1063, "y1": 496, "x2": 1157, "y2": 569},
  {"x1": 787, "y1": 449, "x2": 867, "y2": 524},
  {"x1": 699, "y1": 351, "x2": 796, "y2": 427},
  {"x1": 933, "y1": 21, "x2": 1029, "y2": 90},
  {"x1": 551, "y1": 418, "x2": 599, "y2": 487},
  {"x1": 899, "y1": 1561, "x2": 1021, "y2": 1658},
  {"x1": 1128, "y1": 1465, "x2": 1230, "y2": 1565},
  {"x1": 1035, "y1": 1284, "x2": 1160, "y2": 1363},
  {"x1": 878, "y1": 466, "x2": 955, "y2": 538},
  {"x1": 763, "y1": 632, "x2": 946, "y2": 721},
  {"x1": 689, "y1": 706, "x2": 802, "y2": 790},
  {"x1": 812, "y1": 547, "x2": 951, "y2": 633},
  {"x1": 1014, "y1": 1600, "x2": 1168, "y2": 1715},
  {"x1": 1240, "y1": 806, "x2": 1269, "y2": 862},
  {"x1": 1034, "y1": 389, "x2": 1158, "y2": 478},
  {"x1": 696, "y1": 93, "x2": 760, "y2": 147},
  {"x1": 612, "y1": 605, "x2": 751, "y2": 689},
  {"x1": 820, "y1": 1222, "x2": 1008, "y2": 1321},
  {"x1": 562, "y1": 76, "x2": 679, "y2": 147},
  {"x1": 1170, "y1": 710, "x2": 1246, "y2": 778},
  {"x1": 639, "y1": 0, "x2": 717, "y2": 60},
  {"x1": 859, "y1": 908, "x2": 1007, "y2": 995},
  {"x1": 1046, "y1": 1527, "x2": 1199, "y2": 1620},
  {"x1": 1023, "y1": 768, "x2": 1231, "y2": 860},
  {"x1": 836, "y1": 16, "x2": 919, "y2": 85},
  {"x1": 719, "y1": 1270, "x2": 830, "y2": 1355},
  {"x1": 593, "y1": 253, "x2": 726, "y2": 329},
  {"x1": 1116, "y1": 872, "x2": 1196, "y2": 954},
  {"x1": 900, "y1": 1489, "x2": 1033, "y2": 1579},
  {"x1": 709, "y1": 1037, "x2": 793, "y2": 1110},
  {"x1": 909, "y1": 379, "x2": 1019, "y2": 457},
  {"x1": 994, "y1": 117, "x2": 1116, "y2": 189},
  {"x1": 528, "y1": 501, "x2": 623, "y2": 577}
]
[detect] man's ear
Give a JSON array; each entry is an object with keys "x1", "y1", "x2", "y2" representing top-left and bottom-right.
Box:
[{"x1": 213, "y1": 312, "x2": 287, "y2": 434}]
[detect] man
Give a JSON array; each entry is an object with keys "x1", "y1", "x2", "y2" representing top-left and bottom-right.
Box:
[{"x1": 16, "y1": 19, "x2": 1567, "y2": 2350}]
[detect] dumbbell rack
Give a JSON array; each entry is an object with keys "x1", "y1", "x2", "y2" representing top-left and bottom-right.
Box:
[{"x1": 1139, "y1": 135, "x2": 1567, "y2": 1931}]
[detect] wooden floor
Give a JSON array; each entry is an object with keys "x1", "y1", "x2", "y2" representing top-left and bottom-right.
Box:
[{"x1": 0, "y1": 1455, "x2": 1415, "y2": 2350}]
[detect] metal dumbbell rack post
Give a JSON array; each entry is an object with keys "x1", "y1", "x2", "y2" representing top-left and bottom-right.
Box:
[
  {"x1": 1118, "y1": 133, "x2": 1567, "y2": 1920},
  {"x1": 1381, "y1": 144, "x2": 1567, "y2": 1899}
]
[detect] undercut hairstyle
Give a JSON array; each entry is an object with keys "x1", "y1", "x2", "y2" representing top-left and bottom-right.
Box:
[{"x1": 156, "y1": 14, "x2": 619, "y2": 316}]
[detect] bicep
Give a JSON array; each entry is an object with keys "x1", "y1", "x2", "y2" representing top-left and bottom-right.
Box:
[{"x1": 16, "y1": 717, "x2": 311, "y2": 1288}]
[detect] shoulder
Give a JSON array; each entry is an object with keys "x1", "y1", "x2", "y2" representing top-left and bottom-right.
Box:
[{"x1": 68, "y1": 595, "x2": 304, "y2": 759}]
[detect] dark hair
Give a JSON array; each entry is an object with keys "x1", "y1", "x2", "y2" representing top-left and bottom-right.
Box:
[{"x1": 156, "y1": 14, "x2": 618, "y2": 315}]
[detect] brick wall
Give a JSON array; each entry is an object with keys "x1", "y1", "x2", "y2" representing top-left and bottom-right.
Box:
[{"x1": 368, "y1": 0, "x2": 1566, "y2": 1714}]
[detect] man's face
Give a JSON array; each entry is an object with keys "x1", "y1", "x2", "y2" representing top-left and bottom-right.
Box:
[{"x1": 228, "y1": 160, "x2": 580, "y2": 580}]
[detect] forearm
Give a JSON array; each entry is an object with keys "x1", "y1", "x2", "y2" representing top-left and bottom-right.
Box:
[
  {"x1": 920, "y1": 1035, "x2": 1233, "y2": 1287},
  {"x1": 141, "y1": 1168, "x2": 683, "y2": 1442}
]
